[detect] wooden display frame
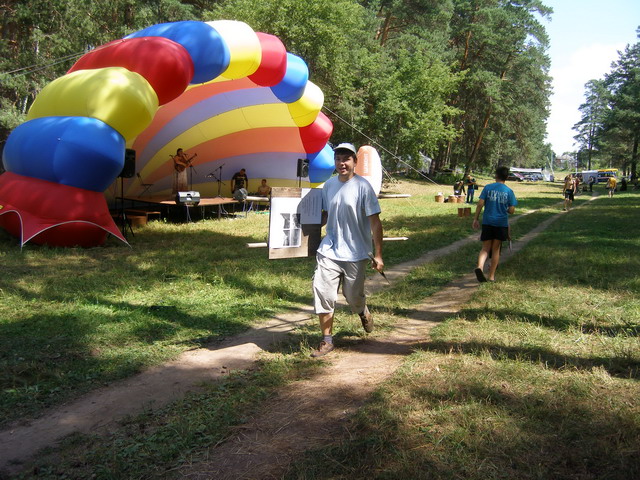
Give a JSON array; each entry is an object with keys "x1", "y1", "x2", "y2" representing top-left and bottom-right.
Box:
[{"x1": 268, "y1": 187, "x2": 322, "y2": 259}]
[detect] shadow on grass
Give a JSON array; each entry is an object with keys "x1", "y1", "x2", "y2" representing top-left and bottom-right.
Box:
[
  {"x1": 580, "y1": 322, "x2": 639, "y2": 337},
  {"x1": 285, "y1": 360, "x2": 640, "y2": 480},
  {"x1": 5, "y1": 207, "x2": 466, "y2": 425},
  {"x1": 420, "y1": 338, "x2": 640, "y2": 379},
  {"x1": 0, "y1": 299, "x2": 277, "y2": 423},
  {"x1": 17, "y1": 351, "x2": 327, "y2": 480},
  {"x1": 460, "y1": 306, "x2": 639, "y2": 337},
  {"x1": 0, "y1": 226, "x2": 320, "y2": 425}
]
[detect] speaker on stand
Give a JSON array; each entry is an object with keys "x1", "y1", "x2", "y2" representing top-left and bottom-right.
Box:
[
  {"x1": 117, "y1": 149, "x2": 136, "y2": 239},
  {"x1": 296, "y1": 158, "x2": 309, "y2": 187},
  {"x1": 120, "y1": 149, "x2": 136, "y2": 179}
]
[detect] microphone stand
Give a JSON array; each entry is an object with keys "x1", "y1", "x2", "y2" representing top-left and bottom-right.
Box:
[
  {"x1": 211, "y1": 164, "x2": 225, "y2": 198},
  {"x1": 206, "y1": 164, "x2": 228, "y2": 217},
  {"x1": 118, "y1": 175, "x2": 134, "y2": 239},
  {"x1": 188, "y1": 164, "x2": 198, "y2": 191}
]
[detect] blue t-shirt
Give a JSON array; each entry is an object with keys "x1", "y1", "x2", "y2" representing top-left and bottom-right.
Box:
[
  {"x1": 479, "y1": 182, "x2": 517, "y2": 227},
  {"x1": 317, "y1": 174, "x2": 381, "y2": 262}
]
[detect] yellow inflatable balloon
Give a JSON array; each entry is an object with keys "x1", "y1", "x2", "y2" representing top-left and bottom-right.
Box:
[
  {"x1": 288, "y1": 81, "x2": 324, "y2": 127},
  {"x1": 27, "y1": 67, "x2": 158, "y2": 141},
  {"x1": 207, "y1": 20, "x2": 262, "y2": 80}
]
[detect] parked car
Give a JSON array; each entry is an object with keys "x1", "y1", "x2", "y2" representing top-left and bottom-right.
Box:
[
  {"x1": 506, "y1": 172, "x2": 524, "y2": 182},
  {"x1": 597, "y1": 169, "x2": 618, "y2": 183},
  {"x1": 523, "y1": 173, "x2": 543, "y2": 182}
]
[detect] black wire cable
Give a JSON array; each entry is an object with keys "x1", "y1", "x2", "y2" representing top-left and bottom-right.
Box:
[
  {"x1": 322, "y1": 105, "x2": 441, "y2": 186},
  {"x1": 1, "y1": 51, "x2": 85, "y2": 77}
]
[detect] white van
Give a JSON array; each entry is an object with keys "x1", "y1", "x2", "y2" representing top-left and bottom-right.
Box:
[{"x1": 581, "y1": 170, "x2": 598, "y2": 185}]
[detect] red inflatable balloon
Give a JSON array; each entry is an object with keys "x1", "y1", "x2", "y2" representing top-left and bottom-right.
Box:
[
  {"x1": 0, "y1": 172, "x2": 126, "y2": 247},
  {"x1": 300, "y1": 112, "x2": 334, "y2": 154},
  {"x1": 248, "y1": 32, "x2": 287, "y2": 87},
  {"x1": 68, "y1": 37, "x2": 194, "y2": 105}
]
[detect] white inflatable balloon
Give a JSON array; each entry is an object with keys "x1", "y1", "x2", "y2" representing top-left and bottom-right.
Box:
[{"x1": 356, "y1": 145, "x2": 383, "y2": 195}]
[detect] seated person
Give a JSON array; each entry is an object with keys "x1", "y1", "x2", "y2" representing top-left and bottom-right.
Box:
[
  {"x1": 257, "y1": 179, "x2": 271, "y2": 197},
  {"x1": 453, "y1": 179, "x2": 465, "y2": 196}
]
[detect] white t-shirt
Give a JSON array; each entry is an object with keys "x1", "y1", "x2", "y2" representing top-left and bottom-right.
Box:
[{"x1": 317, "y1": 174, "x2": 381, "y2": 262}]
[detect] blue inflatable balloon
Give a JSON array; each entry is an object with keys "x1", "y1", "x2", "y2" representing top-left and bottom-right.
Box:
[
  {"x1": 3, "y1": 117, "x2": 125, "y2": 192},
  {"x1": 271, "y1": 53, "x2": 309, "y2": 103},
  {"x1": 308, "y1": 144, "x2": 335, "y2": 183},
  {"x1": 126, "y1": 21, "x2": 230, "y2": 84}
]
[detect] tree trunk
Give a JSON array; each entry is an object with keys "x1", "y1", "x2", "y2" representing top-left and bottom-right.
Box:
[
  {"x1": 587, "y1": 121, "x2": 594, "y2": 170},
  {"x1": 467, "y1": 105, "x2": 492, "y2": 169},
  {"x1": 631, "y1": 135, "x2": 638, "y2": 180},
  {"x1": 461, "y1": 29, "x2": 472, "y2": 70},
  {"x1": 459, "y1": 8, "x2": 478, "y2": 71},
  {"x1": 377, "y1": 11, "x2": 393, "y2": 47}
]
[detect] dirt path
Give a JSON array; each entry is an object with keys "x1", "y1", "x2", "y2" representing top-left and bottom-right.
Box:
[
  {"x1": 175, "y1": 273, "x2": 476, "y2": 480},
  {"x1": 174, "y1": 207, "x2": 573, "y2": 479},
  {"x1": 0, "y1": 200, "x2": 593, "y2": 476}
]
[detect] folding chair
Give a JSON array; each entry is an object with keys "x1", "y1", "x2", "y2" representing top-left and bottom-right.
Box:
[{"x1": 136, "y1": 172, "x2": 153, "y2": 196}]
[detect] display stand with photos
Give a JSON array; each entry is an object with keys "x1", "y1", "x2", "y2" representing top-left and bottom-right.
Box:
[{"x1": 268, "y1": 187, "x2": 322, "y2": 259}]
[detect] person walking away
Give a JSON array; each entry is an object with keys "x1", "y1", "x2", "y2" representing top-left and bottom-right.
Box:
[
  {"x1": 464, "y1": 174, "x2": 477, "y2": 203},
  {"x1": 472, "y1": 166, "x2": 517, "y2": 282},
  {"x1": 563, "y1": 174, "x2": 576, "y2": 211},
  {"x1": 606, "y1": 175, "x2": 617, "y2": 197},
  {"x1": 311, "y1": 143, "x2": 384, "y2": 357}
]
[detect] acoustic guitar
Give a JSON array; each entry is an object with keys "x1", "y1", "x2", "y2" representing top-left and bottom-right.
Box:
[{"x1": 174, "y1": 153, "x2": 197, "y2": 172}]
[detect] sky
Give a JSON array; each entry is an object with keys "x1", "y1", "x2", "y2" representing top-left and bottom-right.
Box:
[{"x1": 542, "y1": 0, "x2": 640, "y2": 155}]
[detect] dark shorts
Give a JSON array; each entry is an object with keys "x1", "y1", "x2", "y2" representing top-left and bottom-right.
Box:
[
  {"x1": 564, "y1": 189, "x2": 574, "y2": 200},
  {"x1": 481, "y1": 224, "x2": 509, "y2": 242}
]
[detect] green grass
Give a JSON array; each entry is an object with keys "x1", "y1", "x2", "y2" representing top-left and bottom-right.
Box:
[
  {"x1": 7, "y1": 187, "x2": 637, "y2": 479},
  {"x1": 0, "y1": 218, "x2": 316, "y2": 424},
  {"x1": 284, "y1": 192, "x2": 640, "y2": 480},
  {"x1": 7, "y1": 180, "x2": 572, "y2": 479},
  {"x1": 0, "y1": 178, "x2": 567, "y2": 426},
  {"x1": 285, "y1": 353, "x2": 638, "y2": 480}
]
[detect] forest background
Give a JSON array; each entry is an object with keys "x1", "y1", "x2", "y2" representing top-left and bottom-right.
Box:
[{"x1": 0, "y1": 0, "x2": 637, "y2": 177}]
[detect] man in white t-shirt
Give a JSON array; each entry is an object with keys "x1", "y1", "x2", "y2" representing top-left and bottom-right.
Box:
[{"x1": 311, "y1": 143, "x2": 384, "y2": 357}]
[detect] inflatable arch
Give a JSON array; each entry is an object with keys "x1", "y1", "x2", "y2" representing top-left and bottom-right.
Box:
[{"x1": 0, "y1": 20, "x2": 335, "y2": 247}]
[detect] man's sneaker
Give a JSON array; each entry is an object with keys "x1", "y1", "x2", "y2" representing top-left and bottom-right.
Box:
[
  {"x1": 359, "y1": 306, "x2": 374, "y2": 333},
  {"x1": 311, "y1": 341, "x2": 335, "y2": 357}
]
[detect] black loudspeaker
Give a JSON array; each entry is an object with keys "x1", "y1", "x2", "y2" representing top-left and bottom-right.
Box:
[
  {"x1": 119, "y1": 149, "x2": 136, "y2": 178},
  {"x1": 296, "y1": 158, "x2": 309, "y2": 177}
]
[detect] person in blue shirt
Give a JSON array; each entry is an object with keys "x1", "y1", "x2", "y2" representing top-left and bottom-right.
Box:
[{"x1": 472, "y1": 166, "x2": 517, "y2": 282}]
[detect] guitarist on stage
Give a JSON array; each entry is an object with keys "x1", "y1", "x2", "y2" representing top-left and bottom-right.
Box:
[{"x1": 172, "y1": 148, "x2": 196, "y2": 194}]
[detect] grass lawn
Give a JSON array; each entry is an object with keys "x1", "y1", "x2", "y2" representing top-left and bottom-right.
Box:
[
  {"x1": 285, "y1": 191, "x2": 640, "y2": 480},
  {"x1": 6, "y1": 185, "x2": 637, "y2": 479},
  {"x1": 0, "y1": 177, "x2": 567, "y2": 426}
]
